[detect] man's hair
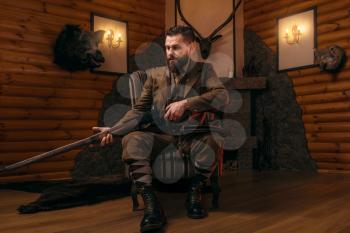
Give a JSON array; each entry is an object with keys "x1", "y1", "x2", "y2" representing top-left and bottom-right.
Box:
[{"x1": 165, "y1": 25, "x2": 195, "y2": 43}]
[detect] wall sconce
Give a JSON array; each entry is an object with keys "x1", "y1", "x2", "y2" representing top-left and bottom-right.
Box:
[
  {"x1": 284, "y1": 24, "x2": 301, "y2": 45},
  {"x1": 91, "y1": 13, "x2": 128, "y2": 74},
  {"x1": 105, "y1": 29, "x2": 122, "y2": 48},
  {"x1": 277, "y1": 7, "x2": 316, "y2": 72}
]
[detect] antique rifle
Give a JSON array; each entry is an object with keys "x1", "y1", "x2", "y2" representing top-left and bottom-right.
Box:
[{"x1": 0, "y1": 119, "x2": 139, "y2": 173}]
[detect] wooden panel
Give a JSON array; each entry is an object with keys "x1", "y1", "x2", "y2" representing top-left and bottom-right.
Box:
[
  {"x1": 0, "y1": 73, "x2": 113, "y2": 91},
  {"x1": 0, "y1": 140, "x2": 83, "y2": 152},
  {"x1": 307, "y1": 132, "x2": 350, "y2": 142},
  {"x1": 0, "y1": 85, "x2": 108, "y2": 99},
  {"x1": 308, "y1": 142, "x2": 350, "y2": 153},
  {"x1": 0, "y1": 119, "x2": 97, "y2": 130},
  {"x1": 317, "y1": 162, "x2": 350, "y2": 171},
  {"x1": 301, "y1": 101, "x2": 350, "y2": 114},
  {"x1": 303, "y1": 112, "x2": 350, "y2": 123},
  {"x1": 0, "y1": 108, "x2": 98, "y2": 120},
  {"x1": 0, "y1": 150, "x2": 80, "y2": 164},
  {"x1": 0, "y1": 160, "x2": 75, "y2": 175},
  {"x1": 245, "y1": 0, "x2": 350, "y2": 173},
  {"x1": 0, "y1": 130, "x2": 92, "y2": 141},
  {"x1": 311, "y1": 152, "x2": 350, "y2": 163},
  {"x1": 0, "y1": 0, "x2": 165, "y2": 183},
  {"x1": 305, "y1": 123, "x2": 350, "y2": 133},
  {"x1": 0, "y1": 171, "x2": 71, "y2": 183},
  {"x1": 0, "y1": 96, "x2": 103, "y2": 109}
]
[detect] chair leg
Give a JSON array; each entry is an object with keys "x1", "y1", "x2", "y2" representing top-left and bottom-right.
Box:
[
  {"x1": 131, "y1": 182, "x2": 141, "y2": 211},
  {"x1": 210, "y1": 174, "x2": 221, "y2": 209}
]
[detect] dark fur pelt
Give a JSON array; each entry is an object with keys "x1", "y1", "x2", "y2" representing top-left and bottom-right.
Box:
[
  {"x1": 14, "y1": 175, "x2": 130, "y2": 214},
  {"x1": 13, "y1": 141, "x2": 128, "y2": 214}
]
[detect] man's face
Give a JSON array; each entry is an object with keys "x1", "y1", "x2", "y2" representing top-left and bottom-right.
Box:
[{"x1": 165, "y1": 34, "x2": 193, "y2": 72}]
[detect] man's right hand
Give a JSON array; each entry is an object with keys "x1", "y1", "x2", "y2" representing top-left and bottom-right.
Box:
[{"x1": 92, "y1": 127, "x2": 113, "y2": 146}]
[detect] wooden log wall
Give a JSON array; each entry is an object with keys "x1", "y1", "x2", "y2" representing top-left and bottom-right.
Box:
[
  {"x1": 0, "y1": 0, "x2": 165, "y2": 183},
  {"x1": 244, "y1": 0, "x2": 350, "y2": 173}
]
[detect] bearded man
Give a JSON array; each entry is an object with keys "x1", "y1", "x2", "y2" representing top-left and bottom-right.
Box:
[{"x1": 93, "y1": 25, "x2": 229, "y2": 233}]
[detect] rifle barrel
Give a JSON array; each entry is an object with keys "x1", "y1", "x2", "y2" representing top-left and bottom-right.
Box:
[{"x1": 0, "y1": 118, "x2": 139, "y2": 173}]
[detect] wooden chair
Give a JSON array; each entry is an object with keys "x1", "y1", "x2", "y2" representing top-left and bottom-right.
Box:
[{"x1": 127, "y1": 70, "x2": 224, "y2": 211}]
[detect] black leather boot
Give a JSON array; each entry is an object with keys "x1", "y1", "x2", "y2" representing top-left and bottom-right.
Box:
[
  {"x1": 136, "y1": 182, "x2": 167, "y2": 232},
  {"x1": 186, "y1": 174, "x2": 208, "y2": 219}
]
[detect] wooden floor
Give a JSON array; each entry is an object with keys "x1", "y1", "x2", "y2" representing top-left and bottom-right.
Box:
[{"x1": 1, "y1": 171, "x2": 350, "y2": 233}]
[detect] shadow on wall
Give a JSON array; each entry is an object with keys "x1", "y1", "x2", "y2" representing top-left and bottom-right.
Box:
[{"x1": 243, "y1": 28, "x2": 317, "y2": 171}]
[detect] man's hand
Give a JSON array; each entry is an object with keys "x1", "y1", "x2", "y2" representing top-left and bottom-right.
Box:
[
  {"x1": 92, "y1": 127, "x2": 113, "y2": 146},
  {"x1": 164, "y1": 99, "x2": 189, "y2": 121}
]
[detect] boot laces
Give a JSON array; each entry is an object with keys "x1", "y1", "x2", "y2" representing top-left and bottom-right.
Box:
[
  {"x1": 142, "y1": 190, "x2": 157, "y2": 214},
  {"x1": 189, "y1": 182, "x2": 203, "y2": 205}
]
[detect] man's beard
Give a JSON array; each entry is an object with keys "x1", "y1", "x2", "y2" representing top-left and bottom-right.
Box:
[{"x1": 167, "y1": 55, "x2": 189, "y2": 73}]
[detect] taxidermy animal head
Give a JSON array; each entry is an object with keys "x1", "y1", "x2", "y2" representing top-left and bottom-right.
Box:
[
  {"x1": 54, "y1": 25, "x2": 105, "y2": 71},
  {"x1": 315, "y1": 45, "x2": 346, "y2": 73},
  {"x1": 175, "y1": 0, "x2": 242, "y2": 59}
]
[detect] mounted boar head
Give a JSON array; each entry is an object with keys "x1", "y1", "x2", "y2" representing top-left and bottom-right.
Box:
[
  {"x1": 176, "y1": 0, "x2": 242, "y2": 59},
  {"x1": 315, "y1": 45, "x2": 347, "y2": 73},
  {"x1": 54, "y1": 25, "x2": 105, "y2": 71}
]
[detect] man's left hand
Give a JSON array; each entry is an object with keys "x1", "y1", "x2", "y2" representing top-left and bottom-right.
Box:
[{"x1": 164, "y1": 99, "x2": 189, "y2": 121}]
